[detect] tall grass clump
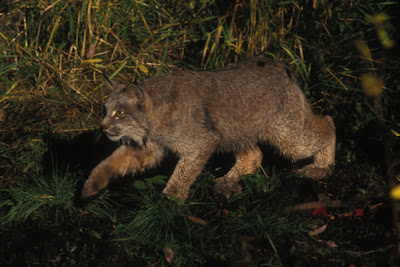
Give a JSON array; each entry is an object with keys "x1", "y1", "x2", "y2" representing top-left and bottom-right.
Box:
[
  {"x1": 0, "y1": 0, "x2": 399, "y2": 265},
  {"x1": 1, "y1": 0, "x2": 398, "y2": 167},
  {"x1": 0, "y1": 162, "x2": 117, "y2": 225},
  {"x1": 0, "y1": 166, "x2": 77, "y2": 224}
]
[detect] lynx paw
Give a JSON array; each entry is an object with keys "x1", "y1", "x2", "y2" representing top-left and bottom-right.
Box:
[
  {"x1": 214, "y1": 176, "x2": 242, "y2": 198},
  {"x1": 162, "y1": 185, "x2": 189, "y2": 201},
  {"x1": 81, "y1": 178, "x2": 108, "y2": 199},
  {"x1": 295, "y1": 165, "x2": 332, "y2": 180},
  {"x1": 81, "y1": 180, "x2": 99, "y2": 199}
]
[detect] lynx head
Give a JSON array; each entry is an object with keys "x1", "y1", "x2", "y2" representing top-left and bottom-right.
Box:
[{"x1": 101, "y1": 76, "x2": 152, "y2": 146}]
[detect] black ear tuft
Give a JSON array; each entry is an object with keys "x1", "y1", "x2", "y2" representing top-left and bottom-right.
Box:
[{"x1": 103, "y1": 73, "x2": 126, "y2": 92}]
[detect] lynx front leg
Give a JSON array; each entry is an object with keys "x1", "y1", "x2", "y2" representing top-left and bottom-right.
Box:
[
  {"x1": 81, "y1": 142, "x2": 163, "y2": 198},
  {"x1": 215, "y1": 146, "x2": 263, "y2": 197},
  {"x1": 162, "y1": 151, "x2": 213, "y2": 201}
]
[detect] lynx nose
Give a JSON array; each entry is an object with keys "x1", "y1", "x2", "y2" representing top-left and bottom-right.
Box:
[{"x1": 101, "y1": 122, "x2": 108, "y2": 132}]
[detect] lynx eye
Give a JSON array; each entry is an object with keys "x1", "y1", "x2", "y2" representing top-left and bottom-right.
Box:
[{"x1": 114, "y1": 110, "x2": 124, "y2": 118}]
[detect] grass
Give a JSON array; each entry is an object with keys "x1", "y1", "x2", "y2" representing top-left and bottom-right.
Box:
[{"x1": 1, "y1": 0, "x2": 400, "y2": 265}]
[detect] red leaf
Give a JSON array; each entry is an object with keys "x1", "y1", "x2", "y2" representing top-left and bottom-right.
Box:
[
  {"x1": 355, "y1": 209, "x2": 364, "y2": 217},
  {"x1": 312, "y1": 204, "x2": 329, "y2": 217}
]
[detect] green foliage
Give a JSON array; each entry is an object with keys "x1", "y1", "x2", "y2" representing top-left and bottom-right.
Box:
[
  {"x1": 112, "y1": 183, "x2": 293, "y2": 265},
  {"x1": 0, "y1": 166, "x2": 76, "y2": 224},
  {"x1": 0, "y1": 0, "x2": 399, "y2": 265},
  {"x1": 0, "y1": 163, "x2": 116, "y2": 225},
  {"x1": 241, "y1": 167, "x2": 281, "y2": 196}
]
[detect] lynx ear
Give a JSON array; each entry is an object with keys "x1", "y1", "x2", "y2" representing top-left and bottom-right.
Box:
[
  {"x1": 125, "y1": 84, "x2": 146, "y2": 101},
  {"x1": 103, "y1": 73, "x2": 126, "y2": 92},
  {"x1": 125, "y1": 84, "x2": 152, "y2": 110}
]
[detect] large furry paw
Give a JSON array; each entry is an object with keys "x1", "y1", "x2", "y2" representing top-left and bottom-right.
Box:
[
  {"x1": 295, "y1": 165, "x2": 332, "y2": 180},
  {"x1": 81, "y1": 167, "x2": 111, "y2": 199},
  {"x1": 81, "y1": 174, "x2": 109, "y2": 199},
  {"x1": 214, "y1": 176, "x2": 242, "y2": 198},
  {"x1": 162, "y1": 185, "x2": 189, "y2": 202},
  {"x1": 81, "y1": 179, "x2": 102, "y2": 199}
]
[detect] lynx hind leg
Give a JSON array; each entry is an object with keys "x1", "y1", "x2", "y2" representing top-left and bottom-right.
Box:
[
  {"x1": 215, "y1": 146, "x2": 263, "y2": 197},
  {"x1": 297, "y1": 115, "x2": 336, "y2": 179},
  {"x1": 81, "y1": 143, "x2": 163, "y2": 199}
]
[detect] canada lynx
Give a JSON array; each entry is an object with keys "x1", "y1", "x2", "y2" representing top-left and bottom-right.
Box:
[{"x1": 81, "y1": 57, "x2": 335, "y2": 201}]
